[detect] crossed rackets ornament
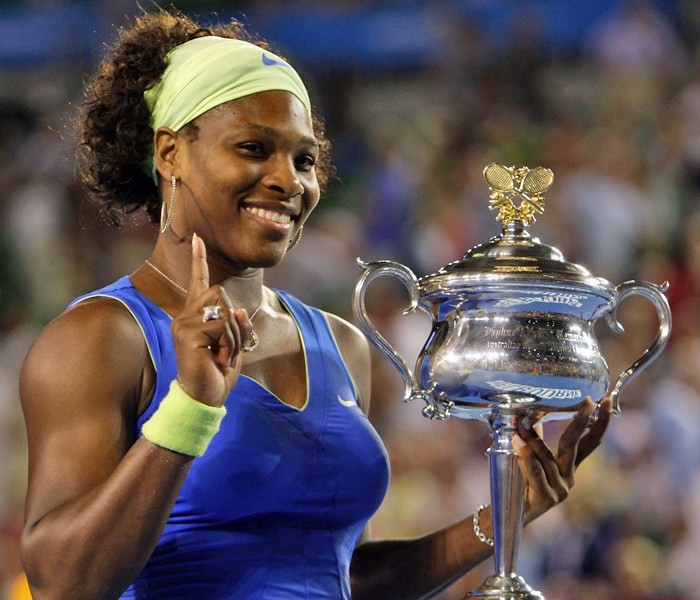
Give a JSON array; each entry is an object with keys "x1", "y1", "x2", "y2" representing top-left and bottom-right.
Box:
[{"x1": 483, "y1": 163, "x2": 554, "y2": 226}]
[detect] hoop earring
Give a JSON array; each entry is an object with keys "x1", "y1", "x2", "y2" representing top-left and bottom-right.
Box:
[
  {"x1": 288, "y1": 226, "x2": 303, "y2": 251},
  {"x1": 160, "y1": 176, "x2": 177, "y2": 234}
]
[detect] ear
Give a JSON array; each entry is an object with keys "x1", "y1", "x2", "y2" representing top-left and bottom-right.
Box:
[{"x1": 153, "y1": 127, "x2": 180, "y2": 181}]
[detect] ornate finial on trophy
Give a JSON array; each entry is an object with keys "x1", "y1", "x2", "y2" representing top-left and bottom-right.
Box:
[{"x1": 483, "y1": 163, "x2": 554, "y2": 226}]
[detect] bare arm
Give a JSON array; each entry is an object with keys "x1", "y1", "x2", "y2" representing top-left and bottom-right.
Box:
[
  {"x1": 350, "y1": 515, "x2": 494, "y2": 600},
  {"x1": 21, "y1": 236, "x2": 252, "y2": 600},
  {"x1": 329, "y1": 315, "x2": 612, "y2": 600},
  {"x1": 21, "y1": 299, "x2": 194, "y2": 600}
]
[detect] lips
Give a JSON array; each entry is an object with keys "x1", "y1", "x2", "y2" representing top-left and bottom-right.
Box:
[{"x1": 244, "y1": 206, "x2": 295, "y2": 225}]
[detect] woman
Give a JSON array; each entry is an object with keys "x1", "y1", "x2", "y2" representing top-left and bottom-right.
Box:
[{"x1": 19, "y1": 9, "x2": 611, "y2": 600}]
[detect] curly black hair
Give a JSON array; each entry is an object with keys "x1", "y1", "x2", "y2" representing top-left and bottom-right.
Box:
[{"x1": 77, "y1": 8, "x2": 333, "y2": 226}]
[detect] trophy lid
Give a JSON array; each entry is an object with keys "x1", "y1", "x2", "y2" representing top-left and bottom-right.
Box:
[{"x1": 421, "y1": 164, "x2": 614, "y2": 297}]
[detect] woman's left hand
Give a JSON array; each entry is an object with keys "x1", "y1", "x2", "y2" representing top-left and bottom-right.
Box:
[{"x1": 516, "y1": 396, "x2": 613, "y2": 522}]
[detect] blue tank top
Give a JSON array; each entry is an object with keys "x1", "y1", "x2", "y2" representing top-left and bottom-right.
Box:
[{"x1": 71, "y1": 277, "x2": 390, "y2": 599}]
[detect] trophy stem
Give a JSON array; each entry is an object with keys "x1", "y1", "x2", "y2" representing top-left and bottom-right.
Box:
[
  {"x1": 464, "y1": 407, "x2": 545, "y2": 600},
  {"x1": 491, "y1": 410, "x2": 525, "y2": 578}
]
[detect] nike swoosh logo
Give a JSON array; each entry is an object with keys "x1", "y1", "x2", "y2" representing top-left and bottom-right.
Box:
[
  {"x1": 337, "y1": 395, "x2": 357, "y2": 407},
  {"x1": 262, "y1": 53, "x2": 288, "y2": 67}
]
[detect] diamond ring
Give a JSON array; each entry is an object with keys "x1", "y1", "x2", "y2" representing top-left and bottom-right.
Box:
[{"x1": 202, "y1": 305, "x2": 222, "y2": 323}]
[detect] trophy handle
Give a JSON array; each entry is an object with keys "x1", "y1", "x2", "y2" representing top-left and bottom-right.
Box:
[
  {"x1": 353, "y1": 259, "x2": 422, "y2": 403},
  {"x1": 605, "y1": 280, "x2": 672, "y2": 415}
]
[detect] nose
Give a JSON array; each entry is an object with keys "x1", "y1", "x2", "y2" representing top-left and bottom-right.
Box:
[{"x1": 264, "y1": 156, "x2": 304, "y2": 198}]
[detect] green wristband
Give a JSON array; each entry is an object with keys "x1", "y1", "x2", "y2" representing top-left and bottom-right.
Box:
[{"x1": 142, "y1": 380, "x2": 226, "y2": 457}]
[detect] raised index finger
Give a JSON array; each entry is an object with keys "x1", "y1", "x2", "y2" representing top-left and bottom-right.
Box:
[{"x1": 187, "y1": 233, "x2": 209, "y2": 304}]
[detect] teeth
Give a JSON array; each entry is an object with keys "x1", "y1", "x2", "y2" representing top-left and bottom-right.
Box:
[{"x1": 246, "y1": 206, "x2": 292, "y2": 224}]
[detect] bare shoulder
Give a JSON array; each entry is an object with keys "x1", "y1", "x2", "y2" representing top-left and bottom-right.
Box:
[
  {"x1": 22, "y1": 296, "x2": 150, "y2": 404},
  {"x1": 21, "y1": 296, "x2": 152, "y2": 527},
  {"x1": 324, "y1": 312, "x2": 371, "y2": 371},
  {"x1": 324, "y1": 312, "x2": 372, "y2": 413}
]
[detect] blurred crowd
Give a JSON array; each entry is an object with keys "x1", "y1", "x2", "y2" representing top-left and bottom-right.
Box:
[{"x1": 2, "y1": 0, "x2": 700, "y2": 598}]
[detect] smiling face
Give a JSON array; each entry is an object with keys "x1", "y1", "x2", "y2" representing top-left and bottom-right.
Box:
[{"x1": 158, "y1": 90, "x2": 321, "y2": 271}]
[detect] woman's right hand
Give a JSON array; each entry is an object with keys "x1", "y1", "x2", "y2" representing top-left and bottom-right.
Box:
[{"x1": 171, "y1": 233, "x2": 254, "y2": 407}]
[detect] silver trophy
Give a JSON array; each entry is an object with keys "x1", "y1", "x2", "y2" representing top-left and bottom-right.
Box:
[{"x1": 353, "y1": 163, "x2": 672, "y2": 599}]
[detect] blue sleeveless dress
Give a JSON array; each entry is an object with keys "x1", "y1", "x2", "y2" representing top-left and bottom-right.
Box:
[{"x1": 71, "y1": 277, "x2": 390, "y2": 599}]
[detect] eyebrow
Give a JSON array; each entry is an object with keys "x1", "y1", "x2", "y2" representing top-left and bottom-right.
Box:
[{"x1": 245, "y1": 122, "x2": 319, "y2": 148}]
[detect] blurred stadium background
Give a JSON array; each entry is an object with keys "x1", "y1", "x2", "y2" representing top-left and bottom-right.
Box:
[{"x1": 1, "y1": 1, "x2": 699, "y2": 598}]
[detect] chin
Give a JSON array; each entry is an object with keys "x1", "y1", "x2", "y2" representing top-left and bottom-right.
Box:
[
  {"x1": 255, "y1": 256, "x2": 285, "y2": 269},
  {"x1": 247, "y1": 245, "x2": 289, "y2": 269}
]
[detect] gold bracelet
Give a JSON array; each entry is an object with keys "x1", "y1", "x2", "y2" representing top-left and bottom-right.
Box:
[{"x1": 473, "y1": 504, "x2": 494, "y2": 547}]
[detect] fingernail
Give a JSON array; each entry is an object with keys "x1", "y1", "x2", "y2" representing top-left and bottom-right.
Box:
[
  {"x1": 192, "y1": 232, "x2": 198, "y2": 247},
  {"x1": 521, "y1": 416, "x2": 532, "y2": 430},
  {"x1": 513, "y1": 433, "x2": 526, "y2": 448}
]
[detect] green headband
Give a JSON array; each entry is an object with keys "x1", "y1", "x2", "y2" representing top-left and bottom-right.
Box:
[{"x1": 144, "y1": 36, "x2": 312, "y2": 181}]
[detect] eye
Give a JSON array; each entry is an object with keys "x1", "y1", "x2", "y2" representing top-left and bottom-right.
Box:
[
  {"x1": 295, "y1": 153, "x2": 317, "y2": 172},
  {"x1": 238, "y1": 142, "x2": 268, "y2": 157}
]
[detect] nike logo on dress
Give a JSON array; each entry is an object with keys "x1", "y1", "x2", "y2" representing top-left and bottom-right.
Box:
[
  {"x1": 337, "y1": 395, "x2": 356, "y2": 407},
  {"x1": 262, "y1": 53, "x2": 287, "y2": 67}
]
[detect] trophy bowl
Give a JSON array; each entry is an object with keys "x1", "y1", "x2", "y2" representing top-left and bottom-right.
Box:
[{"x1": 353, "y1": 164, "x2": 672, "y2": 599}]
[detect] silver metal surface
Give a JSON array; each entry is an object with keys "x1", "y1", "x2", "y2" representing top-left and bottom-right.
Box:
[{"x1": 352, "y1": 164, "x2": 672, "y2": 599}]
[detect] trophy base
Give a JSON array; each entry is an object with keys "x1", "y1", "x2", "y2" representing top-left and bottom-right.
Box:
[{"x1": 463, "y1": 574, "x2": 545, "y2": 600}]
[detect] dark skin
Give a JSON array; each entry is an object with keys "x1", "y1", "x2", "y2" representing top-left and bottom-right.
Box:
[{"x1": 20, "y1": 90, "x2": 612, "y2": 600}]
